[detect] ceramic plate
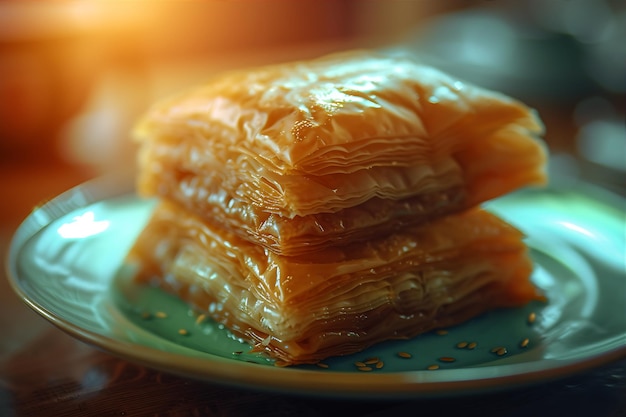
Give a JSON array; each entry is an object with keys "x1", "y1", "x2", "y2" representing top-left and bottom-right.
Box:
[{"x1": 6, "y1": 173, "x2": 626, "y2": 398}]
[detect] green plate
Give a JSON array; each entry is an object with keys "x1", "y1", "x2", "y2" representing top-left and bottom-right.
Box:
[{"x1": 6, "y1": 173, "x2": 626, "y2": 398}]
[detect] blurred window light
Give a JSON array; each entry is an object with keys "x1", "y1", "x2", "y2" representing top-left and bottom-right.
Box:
[{"x1": 429, "y1": 13, "x2": 517, "y2": 67}]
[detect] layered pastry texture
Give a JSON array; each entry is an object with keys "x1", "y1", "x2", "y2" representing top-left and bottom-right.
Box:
[
  {"x1": 133, "y1": 50, "x2": 546, "y2": 256},
  {"x1": 128, "y1": 50, "x2": 547, "y2": 365},
  {"x1": 130, "y1": 201, "x2": 540, "y2": 365}
]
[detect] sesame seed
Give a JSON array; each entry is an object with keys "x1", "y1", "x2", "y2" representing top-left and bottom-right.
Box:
[
  {"x1": 494, "y1": 347, "x2": 508, "y2": 356},
  {"x1": 520, "y1": 338, "x2": 530, "y2": 348},
  {"x1": 456, "y1": 341, "x2": 469, "y2": 349},
  {"x1": 316, "y1": 363, "x2": 329, "y2": 369},
  {"x1": 397, "y1": 352, "x2": 412, "y2": 359},
  {"x1": 195, "y1": 314, "x2": 207, "y2": 324},
  {"x1": 364, "y1": 357, "x2": 379, "y2": 365},
  {"x1": 467, "y1": 342, "x2": 477, "y2": 350},
  {"x1": 427, "y1": 364, "x2": 440, "y2": 370},
  {"x1": 527, "y1": 312, "x2": 536, "y2": 324},
  {"x1": 435, "y1": 329, "x2": 449, "y2": 336},
  {"x1": 358, "y1": 366, "x2": 373, "y2": 371},
  {"x1": 354, "y1": 361, "x2": 367, "y2": 367},
  {"x1": 178, "y1": 328, "x2": 189, "y2": 336},
  {"x1": 155, "y1": 311, "x2": 168, "y2": 319},
  {"x1": 490, "y1": 346, "x2": 509, "y2": 356},
  {"x1": 438, "y1": 356, "x2": 456, "y2": 363},
  {"x1": 375, "y1": 361, "x2": 384, "y2": 369}
]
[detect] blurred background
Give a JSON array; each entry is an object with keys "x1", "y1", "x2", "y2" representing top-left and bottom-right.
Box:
[{"x1": 1, "y1": 0, "x2": 624, "y2": 231}]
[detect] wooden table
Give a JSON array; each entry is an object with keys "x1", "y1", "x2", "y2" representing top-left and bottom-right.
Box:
[{"x1": 1, "y1": 160, "x2": 625, "y2": 417}]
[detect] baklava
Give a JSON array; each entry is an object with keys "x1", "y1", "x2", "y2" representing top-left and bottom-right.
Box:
[{"x1": 128, "y1": 50, "x2": 547, "y2": 365}]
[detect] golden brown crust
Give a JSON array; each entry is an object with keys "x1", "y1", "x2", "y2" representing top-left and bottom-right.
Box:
[
  {"x1": 128, "y1": 50, "x2": 547, "y2": 365},
  {"x1": 134, "y1": 50, "x2": 547, "y2": 222},
  {"x1": 128, "y1": 201, "x2": 541, "y2": 365}
]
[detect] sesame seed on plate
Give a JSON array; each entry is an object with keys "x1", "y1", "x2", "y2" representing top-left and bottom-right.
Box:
[{"x1": 491, "y1": 346, "x2": 508, "y2": 356}]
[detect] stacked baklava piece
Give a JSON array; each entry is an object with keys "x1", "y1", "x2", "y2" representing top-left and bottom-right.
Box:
[{"x1": 127, "y1": 51, "x2": 547, "y2": 365}]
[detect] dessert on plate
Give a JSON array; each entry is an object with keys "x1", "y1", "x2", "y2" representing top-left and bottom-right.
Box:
[{"x1": 127, "y1": 50, "x2": 547, "y2": 365}]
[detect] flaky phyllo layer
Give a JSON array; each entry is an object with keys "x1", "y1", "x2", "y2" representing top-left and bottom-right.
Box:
[
  {"x1": 128, "y1": 50, "x2": 547, "y2": 365},
  {"x1": 128, "y1": 201, "x2": 540, "y2": 365},
  {"x1": 134, "y1": 51, "x2": 546, "y2": 255}
]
